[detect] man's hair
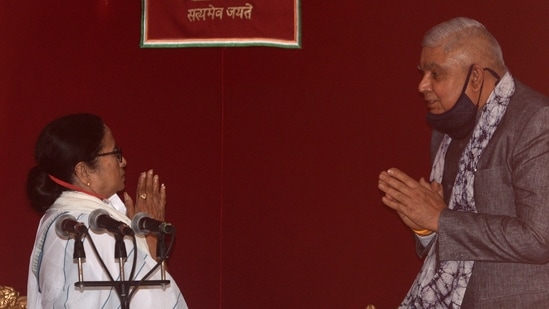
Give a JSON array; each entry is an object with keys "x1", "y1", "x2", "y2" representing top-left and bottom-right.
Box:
[{"x1": 423, "y1": 17, "x2": 505, "y2": 71}]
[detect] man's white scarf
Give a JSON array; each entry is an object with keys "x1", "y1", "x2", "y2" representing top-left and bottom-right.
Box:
[{"x1": 400, "y1": 72, "x2": 515, "y2": 308}]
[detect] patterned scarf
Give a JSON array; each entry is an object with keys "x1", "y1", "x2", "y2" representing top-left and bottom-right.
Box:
[{"x1": 400, "y1": 71, "x2": 515, "y2": 308}]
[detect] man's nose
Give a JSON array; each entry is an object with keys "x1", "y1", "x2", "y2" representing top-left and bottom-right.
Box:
[{"x1": 418, "y1": 74, "x2": 430, "y2": 93}]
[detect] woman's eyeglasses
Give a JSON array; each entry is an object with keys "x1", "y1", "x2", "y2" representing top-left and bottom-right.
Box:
[{"x1": 96, "y1": 148, "x2": 123, "y2": 163}]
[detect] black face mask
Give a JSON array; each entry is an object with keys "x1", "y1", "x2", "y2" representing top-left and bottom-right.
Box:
[{"x1": 426, "y1": 66, "x2": 501, "y2": 139}]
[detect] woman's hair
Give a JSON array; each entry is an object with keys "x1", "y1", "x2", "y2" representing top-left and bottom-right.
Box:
[{"x1": 27, "y1": 113, "x2": 106, "y2": 212}]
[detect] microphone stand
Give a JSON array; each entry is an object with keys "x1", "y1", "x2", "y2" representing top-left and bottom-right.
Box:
[
  {"x1": 114, "y1": 233, "x2": 129, "y2": 309},
  {"x1": 73, "y1": 230, "x2": 86, "y2": 291},
  {"x1": 156, "y1": 232, "x2": 168, "y2": 289},
  {"x1": 74, "y1": 232, "x2": 171, "y2": 309}
]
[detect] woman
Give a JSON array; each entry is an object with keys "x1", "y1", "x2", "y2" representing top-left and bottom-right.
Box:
[{"x1": 26, "y1": 113, "x2": 188, "y2": 308}]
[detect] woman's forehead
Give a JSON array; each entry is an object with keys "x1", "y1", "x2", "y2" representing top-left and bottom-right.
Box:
[{"x1": 101, "y1": 126, "x2": 116, "y2": 149}]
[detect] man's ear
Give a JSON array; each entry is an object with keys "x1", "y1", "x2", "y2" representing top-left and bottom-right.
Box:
[
  {"x1": 74, "y1": 162, "x2": 91, "y2": 186},
  {"x1": 470, "y1": 65, "x2": 485, "y2": 92}
]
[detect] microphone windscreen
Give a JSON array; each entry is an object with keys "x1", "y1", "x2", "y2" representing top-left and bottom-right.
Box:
[
  {"x1": 88, "y1": 209, "x2": 109, "y2": 232},
  {"x1": 55, "y1": 213, "x2": 79, "y2": 238}
]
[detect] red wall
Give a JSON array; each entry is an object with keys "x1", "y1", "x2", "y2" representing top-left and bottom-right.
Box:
[{"x1": 1, "y1": 1, "x2": 548, "y2": 308}]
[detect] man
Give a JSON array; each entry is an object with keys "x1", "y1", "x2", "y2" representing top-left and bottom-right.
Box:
[{"x1": 378, "y1": 17, "x2": 549, "y2": 308}]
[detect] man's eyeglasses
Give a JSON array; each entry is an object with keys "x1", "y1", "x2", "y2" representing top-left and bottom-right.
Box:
[{"x1": 96, "y1": 148, "x2": 123, "y2": 163}]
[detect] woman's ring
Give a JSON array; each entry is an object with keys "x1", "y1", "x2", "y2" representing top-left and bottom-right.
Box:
[{"x1": 139, "y1": 193, "x2": 147, "y2": 200}]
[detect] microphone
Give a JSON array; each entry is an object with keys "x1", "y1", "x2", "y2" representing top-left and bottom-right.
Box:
[
  {"x1": 131, "y1": 212, "x2": 174, "y2": 235},
  {"x1": 55, "y1": 214, "x2": 87, "y2": 266},
  {"x1": 88, "y1": 209, "x2": 134, "y2": 236},
  {"x1": 55, "y1": 214, "x2": 87, "y2": 238}
]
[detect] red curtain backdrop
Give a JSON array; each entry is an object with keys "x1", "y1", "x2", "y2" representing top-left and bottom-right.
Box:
[
  {"x1": 142, "y1": 0, "x2": 301, "y2": 48},
  {"x1": 1, "y1": 1, "x2": 548, "y2": 308}
]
